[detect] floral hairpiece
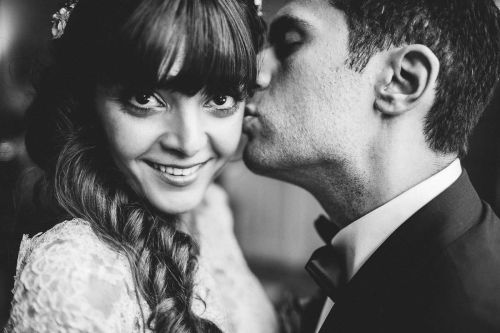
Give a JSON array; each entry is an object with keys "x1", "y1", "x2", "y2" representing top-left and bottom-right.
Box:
[
  {"x1": 51, "y1": 0, "x2": 78, "y2": 39},
  {"x1": 51, "y1": 0, "x2": 263, "y2": 39}
]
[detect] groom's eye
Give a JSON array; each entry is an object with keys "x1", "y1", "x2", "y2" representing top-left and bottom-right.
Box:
[
  {"x1": 276, "y1": 30, "x2": 303, "y2": 59},
  {"x1": 269, "y1": 15, "x2": 308, "y2": 61}
]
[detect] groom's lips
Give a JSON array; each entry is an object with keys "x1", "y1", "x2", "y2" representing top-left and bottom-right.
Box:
[
  {"x1": 243, "y1": 103, "x2": 260, "y2": 135},
  {"x1": 244, "y1": 103, "x2": 260, "y2": 117}
]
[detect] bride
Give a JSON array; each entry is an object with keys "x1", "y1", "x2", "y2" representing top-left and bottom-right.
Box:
[{"x1": 5, "y1": 0, "x2": 278, "y2": 332}]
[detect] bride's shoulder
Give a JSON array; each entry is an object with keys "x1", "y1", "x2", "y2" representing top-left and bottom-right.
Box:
[
  {"x1": 7, "y1": 219, "x2": 140, "y2": 333},
  {"x1": 15, "y1": 219, "x2": 114, "y2": 274},
  {"x1": 20, "y1": 218, "x2": 96, "y2": 252}
]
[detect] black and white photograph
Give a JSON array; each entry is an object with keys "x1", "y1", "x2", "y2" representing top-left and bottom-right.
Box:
[{"x1": 1, "y1": 0, "x2": 500, "y2": 332}]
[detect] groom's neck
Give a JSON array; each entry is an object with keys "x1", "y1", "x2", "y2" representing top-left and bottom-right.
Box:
[{"x1": 309, "y1": 152, "x2": 457, "y2": 229}]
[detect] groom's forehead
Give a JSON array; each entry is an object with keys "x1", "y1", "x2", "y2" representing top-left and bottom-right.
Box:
[
  {"x1": 278, "y1": 0, "x2": 331, "y2": 16},
  {"x1": 274, "y1": 0, "x2": 344, "y2": 28},
  {"x1": 270, "y1": 0, "x2": 348, "y2": 46}
]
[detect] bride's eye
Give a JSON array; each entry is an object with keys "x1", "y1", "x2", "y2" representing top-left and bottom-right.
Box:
[
  {"x1": 120, "y1": 90, "x2": 169, "y2": 116},
  {"x1": 126, "y1": 91, "x2": 166, "y2": 113},
  {"x1": 205, "y1": 95, "x2": 239, "y2": 117},
  {"x1": 208, "y1": 95, "x2": 236, "y2": 108}
]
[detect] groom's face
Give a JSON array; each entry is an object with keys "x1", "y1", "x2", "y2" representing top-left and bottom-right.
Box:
[{"x1": 243, "y1": 0, "x2": 376, "y2": 182}]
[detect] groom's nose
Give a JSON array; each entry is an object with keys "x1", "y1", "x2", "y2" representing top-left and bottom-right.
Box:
[{"x1": 255, "y1": 47, "x2": 276, "y2": 91}]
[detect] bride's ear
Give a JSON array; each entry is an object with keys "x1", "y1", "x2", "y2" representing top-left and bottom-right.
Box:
[{"x1": 374, "y1": 44, "x2": 439, "y2": 116}]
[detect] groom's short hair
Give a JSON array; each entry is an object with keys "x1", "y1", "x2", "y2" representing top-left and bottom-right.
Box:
[{"x1": 331, "y1": 0, "x2": 500, "y2": 157}]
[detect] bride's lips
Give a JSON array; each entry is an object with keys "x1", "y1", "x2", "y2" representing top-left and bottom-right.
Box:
[{"x1": 145, "y1": 160, "x2": 210, "y2": 187}]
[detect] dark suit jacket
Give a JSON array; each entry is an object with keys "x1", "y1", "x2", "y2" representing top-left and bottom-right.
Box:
[{"x1": 307, "y1": 171, "x2": 500, "y2": 333}]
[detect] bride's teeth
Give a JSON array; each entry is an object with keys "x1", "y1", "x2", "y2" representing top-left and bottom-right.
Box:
[{"x1": 151, "y1": 162, "x2": 203, "y2": 177}]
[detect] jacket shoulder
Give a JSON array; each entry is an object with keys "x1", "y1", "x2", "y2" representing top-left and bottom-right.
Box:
[{"x1": 426, "y1": 201, "x2": 500, "y2": 332}]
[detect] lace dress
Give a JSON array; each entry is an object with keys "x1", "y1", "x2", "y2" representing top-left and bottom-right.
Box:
[{"x1": 4, "y1": 185, "x2": 278, "y2": 333}]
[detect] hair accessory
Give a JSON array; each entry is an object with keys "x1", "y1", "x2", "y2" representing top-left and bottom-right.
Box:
[
  {"x1": 51, "y1": 0, "x2": 78, "y2": 39},
  {"x1": 254, "y1": 0, "x2": 263, "y2": 16},
  {"x1": 51, "y1": 0, "x2": 261, "y2": 39}
]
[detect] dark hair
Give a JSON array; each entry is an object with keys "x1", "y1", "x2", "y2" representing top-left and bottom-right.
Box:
[
  {"x1": 25, "y1": 0, "x2": 264, "y2": 331},
  {"x1": 332, "y1": 0, "x2": 500, "y2": 157}
]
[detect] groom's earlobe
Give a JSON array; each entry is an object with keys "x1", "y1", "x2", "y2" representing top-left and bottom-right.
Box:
[{"x1": 374, "y1": 44, "x2": 439, "y2": 116}]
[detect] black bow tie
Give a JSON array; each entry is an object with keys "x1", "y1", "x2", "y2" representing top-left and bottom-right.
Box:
[
  {"x1": 313, "y1": 215, "x2": 340, "y2": 244},
  {"x1": 305, "y1": 215, "x2": 346, "y2": 301}
]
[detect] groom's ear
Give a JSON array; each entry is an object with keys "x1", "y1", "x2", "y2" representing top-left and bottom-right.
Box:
[{"x1": 374, "y1": 44, "x2": 439, "y2": 116}]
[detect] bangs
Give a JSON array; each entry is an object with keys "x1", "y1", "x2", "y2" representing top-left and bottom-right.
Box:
[{"x1": 100, "y1": 0, "x2": 257, "y2": 98}]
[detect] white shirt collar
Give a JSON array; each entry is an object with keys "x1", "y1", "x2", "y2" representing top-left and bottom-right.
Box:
[{"x1": 330, "y1": 159, "x2": 462, "y2": 281}]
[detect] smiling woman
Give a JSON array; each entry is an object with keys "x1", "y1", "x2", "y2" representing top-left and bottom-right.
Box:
[{"x1": 4, "y1": 0, "x2": 279, "y2": 333}]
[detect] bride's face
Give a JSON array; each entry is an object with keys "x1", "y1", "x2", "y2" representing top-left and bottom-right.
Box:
[{"x1": 95, "y1": 85, "x2": 244, "y2": 214}]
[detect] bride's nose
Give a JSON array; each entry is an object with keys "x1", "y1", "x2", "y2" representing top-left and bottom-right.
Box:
[{"x1": 158, "y1": 104, "x2": 207, "y2": 157}]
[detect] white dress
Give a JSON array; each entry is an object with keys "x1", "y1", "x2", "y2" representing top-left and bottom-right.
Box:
[{"x1": 4, "y1": 185, "x2": 278, "y2": 333}]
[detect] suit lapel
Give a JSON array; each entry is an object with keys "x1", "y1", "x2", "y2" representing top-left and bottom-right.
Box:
[{"x1": 318, "y1": 171, "x2": 483, "y2": 332}]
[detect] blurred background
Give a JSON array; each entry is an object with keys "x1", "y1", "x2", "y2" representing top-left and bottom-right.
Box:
[{"x1": 1, "y1": 0, "x2": 499, "y2": 325}]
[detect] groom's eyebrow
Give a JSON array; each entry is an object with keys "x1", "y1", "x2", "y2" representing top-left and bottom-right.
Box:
[{"x1": 268, "y1": 14, "x2": 313, "y2": 45}]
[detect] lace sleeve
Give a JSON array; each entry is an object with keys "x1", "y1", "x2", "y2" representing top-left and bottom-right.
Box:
[{"x1": 6, "y1": 233, "x2": 139, "y2": 333}]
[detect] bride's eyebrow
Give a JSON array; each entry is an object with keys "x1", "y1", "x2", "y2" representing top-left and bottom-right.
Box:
[{"x1": 268, "y1": 14, "x2": 312, "y2": 45}]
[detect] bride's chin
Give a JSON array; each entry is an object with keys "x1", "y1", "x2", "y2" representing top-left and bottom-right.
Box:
[{"x1": 147, "y1": 189, "x2": 205, "y2": 216}]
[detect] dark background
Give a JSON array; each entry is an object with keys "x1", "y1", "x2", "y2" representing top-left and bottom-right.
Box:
[{"x1": 1, "y1": 0, "x2": 499, "y2": 326}]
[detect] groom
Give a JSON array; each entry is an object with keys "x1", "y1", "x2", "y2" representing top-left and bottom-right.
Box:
[{"x1": 243, "y1": 0, "x2": 500, "y2": 332}]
